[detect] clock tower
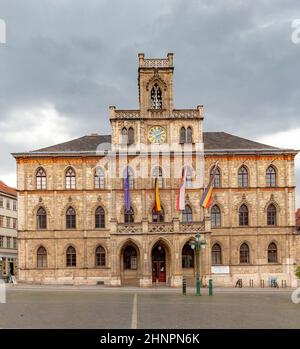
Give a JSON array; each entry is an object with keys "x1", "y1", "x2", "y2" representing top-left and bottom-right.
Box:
[
  {"x1": 138, "y1": 52, "x2": 174, "y2": 117},
  {"x1": 109, "y1": 53, "x2": 204, "y2": 150}
]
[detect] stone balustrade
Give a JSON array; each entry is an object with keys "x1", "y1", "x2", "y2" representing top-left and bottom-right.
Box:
[
  {"x1": 110, "y1": 108, "x2": 203, "y2": 119},
  {"x1": 116, "y1": 221, "x2": 205, "y2": 234}
]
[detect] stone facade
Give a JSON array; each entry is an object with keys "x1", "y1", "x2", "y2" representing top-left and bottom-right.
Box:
[{"x1": 13, "y1": 54, "x2": 299, "y2": 287}]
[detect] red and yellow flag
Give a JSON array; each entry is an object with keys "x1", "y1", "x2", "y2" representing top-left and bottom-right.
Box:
[
  {"x1": 200, "y1": 162, "x2": 218, "y2": 209},
  {"x1": 155, "y1": 177, "x2": 161, "y2": 212}
]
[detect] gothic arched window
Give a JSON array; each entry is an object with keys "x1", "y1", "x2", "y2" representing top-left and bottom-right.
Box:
[
  {"x1": 121, "y1": 127, "x2": 128, "y2": 145},
  {"x1": 268, "y1": 242, "x2": 278, "y2": 263},
  {"x1": 37, "y1": 246, "x2": 47, "y2": 268},
  {"x1": 152, "y1": 206, "x2": 164, "y2": 223},
  {"x1": 212, "y1": 243, "x2": 222, "y2": 265},
  {"x1": 267, "y1": 204, "x2": 277, "y2": 226},
  {"x1": 240, "y1": 243, "x2": 250, "y2": 264},
  {"x1": 65, "y1": 167, "x2": 76, "y2": 190},
  {"x1": 211, "y1": 205, "x2": 221, "y2": 228},
  {"x1": 66, "y1": 207, "x2": 76, "y2": 229},
  {"x1": 239, "y1": 204, "x2": 249, "y2": 226},
  {"x1": 150, "y1": 83, "x2": 162, "y2": 109},
  {"x1": 124, "y1": 167, "x2": 135, "y2": 190},
  {"x1": 211, "y1": 166, "x2": 221, "y2": 188},
  {"x1": 238, "y1": 166, "x2": 249, "y2": 187},
  {"x1": 95, "y1": 245, "x2": 106, "y2": 266},
  {"x1": 152, "y1": 166, "x2": 163, "y2": 188},
  {"x1": 185, "y1": 166, "x2": 193, "y2": 188},
  {"x1": 66, "y1": 246, "x2": 76, "y2": 267},
  {"x1": 37, "y1": 207, "x2": 47, "y2": 230},
  {"x1": 36, "y1": 167, "x2": 47, "y2": 190},
  {"x1": 128, "y1": 127, "x2": 134, "y2": 145},
  {"x1": 180, "y1": 127, "x2": 186, "y2": 144},
  {"x1": 182, "y1": 205, "x2": 193, "y2": 222},
  {"x1": 95, "y1": 206, "x2": 105, "y2": 228},
  {"x1": 266, "y1": 166, "x2": 276, "y2": 187},
  {"x1": 94, "y1": 167, "x2": 105, "y2": 189},
  {"x1": 186, "y1": 127, "x2": 193, "y2": 143},
  {"x1": 124, "y1": 207, "x2": 134, "y2": 224}
]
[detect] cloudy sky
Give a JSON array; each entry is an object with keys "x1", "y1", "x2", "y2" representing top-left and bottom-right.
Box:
[{"x1": 0, "y1": 0, "x2": 299, "y2": 205}]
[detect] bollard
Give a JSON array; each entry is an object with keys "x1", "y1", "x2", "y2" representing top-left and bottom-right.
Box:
[
  {"x1": 208, "y1": 279, "x2": 213, "y2": 296},
  {"x1": 182, "y1": 278, "x2": 186, "y2": 295}
]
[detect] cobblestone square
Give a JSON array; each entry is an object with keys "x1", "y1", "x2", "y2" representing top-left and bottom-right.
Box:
[{"x1": 0, "y1": 286, "x2": 299, "y2": 329}]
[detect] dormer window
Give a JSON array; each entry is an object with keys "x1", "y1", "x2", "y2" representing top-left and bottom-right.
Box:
[{"x1": 151, "y1": 83, "x2": 162, "y2": 109}]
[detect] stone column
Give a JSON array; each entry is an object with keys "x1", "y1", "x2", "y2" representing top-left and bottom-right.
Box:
[
  {"x1": 140, "y1": 235, "x2": 151, "y2": 287},
  {"x1": 109, "y1": 232, "x2": 121, "y2": 286},
  {"x1": 171, "y1": 235, "x2": 182, "y2": 288}
]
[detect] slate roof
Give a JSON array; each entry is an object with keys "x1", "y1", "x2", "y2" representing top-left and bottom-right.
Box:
[
  {"x1": 202, "y1": 132, "x2": 277, "y2": 150},
  {"x1": 12, "y1": 132, "x2": 297, "y2": 157},
  {"x1": 32, "y1": 134, "x2": 112, "y2": 153}
]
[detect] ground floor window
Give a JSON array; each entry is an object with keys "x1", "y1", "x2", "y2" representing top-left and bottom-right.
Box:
[
  {"x1": 240, "y1": 243, "x2": 250, "y2": 264},
  {"x1": 268, "y1": 242, "x2": 278, "y2": 263},
  {"x1": 37, "y1": 246, "x2": 47, "y2": 268},
  {"x1": 66, "y1": 246, "x2": 76, "y2": 267},
  {"x1": 95, "y1": 246, "x2": 106, "y2": 266},
  {"x1": 212, "y1": 243, "x2": 222, "y2": 265}
]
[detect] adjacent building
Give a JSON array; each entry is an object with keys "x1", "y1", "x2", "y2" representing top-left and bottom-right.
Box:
[
  {"x1": 0, "y1": 180, "x2": 17, "y2": 279},
  {"x1": 13, "y1": 54, "x2": 300, "y2": 287},
  {"x1": 296, "y1": 209, "x2": 300, "y2": 231}
]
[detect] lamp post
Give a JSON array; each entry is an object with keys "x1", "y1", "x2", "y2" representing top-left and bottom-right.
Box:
[{"x1": 190, "y1": 232, "x2": 206, "y2": 296}]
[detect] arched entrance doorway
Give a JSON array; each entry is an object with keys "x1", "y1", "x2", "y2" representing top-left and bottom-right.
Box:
[
  {"x1": 151, "y1": 243, "x2": 167, "y2": 283},
  {"x1": 120, "y1": 242, "x2": 140, "y2": 286}
]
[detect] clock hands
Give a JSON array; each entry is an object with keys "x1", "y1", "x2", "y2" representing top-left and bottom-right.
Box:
[
  {"x1": 152, "y1": 130, "x2": 165, "y2": 138},
  {"x1": 148, "y1": 126, "x2": 166, "y2": 143}
]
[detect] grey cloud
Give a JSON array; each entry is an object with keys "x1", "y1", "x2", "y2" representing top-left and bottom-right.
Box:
[{"x1": 0, "y1": 0, "x2": 299, "y2": 205}]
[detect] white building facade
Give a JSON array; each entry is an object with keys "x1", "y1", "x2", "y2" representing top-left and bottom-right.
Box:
[{"x1": 0, "y1": 180, "x2": 18, "y2": 280}]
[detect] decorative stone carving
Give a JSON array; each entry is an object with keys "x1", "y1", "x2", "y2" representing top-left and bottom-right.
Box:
[
  {"x1": 148, "y1": 223, "x2": 174, "y2": 233},
  {"x1": 180, "y1": 222, "x2": 205, "y2": 233},
  {"x1": 117, "y1": 224, "x2": 141, "y2": 234},
  {"x1": 140, "y1": 59, "x2": 170, "y2": 68},
  {"x1": 114, "y1": 110, "x2": 140, "y2": 119},
  {"x1": 172, "y1": 110, "x2": 199, "y2": 118}
]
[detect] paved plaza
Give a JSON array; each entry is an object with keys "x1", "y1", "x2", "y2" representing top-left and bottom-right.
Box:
[{"x1": 0, "y1": 286, "x2": 299, "y2": 329}]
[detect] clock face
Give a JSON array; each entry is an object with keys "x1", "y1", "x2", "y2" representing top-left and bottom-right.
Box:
[{"x1": 148, "y1": 126, "x2": 167, "y2": 144}]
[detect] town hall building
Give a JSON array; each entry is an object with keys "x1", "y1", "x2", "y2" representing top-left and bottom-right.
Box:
[{"x1": 13, "y1": 53, "x2": 300, "y2": 287}]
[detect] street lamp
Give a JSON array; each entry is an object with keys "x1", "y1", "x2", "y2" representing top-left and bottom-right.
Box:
[{"x1": 189, "y1": 232, "x2": 206, "y2": 296}]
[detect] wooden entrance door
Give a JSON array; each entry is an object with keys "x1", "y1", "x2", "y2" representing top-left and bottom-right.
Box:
[{"x1": 152, "y1": 245, "x2": 166, "y2": 283}]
